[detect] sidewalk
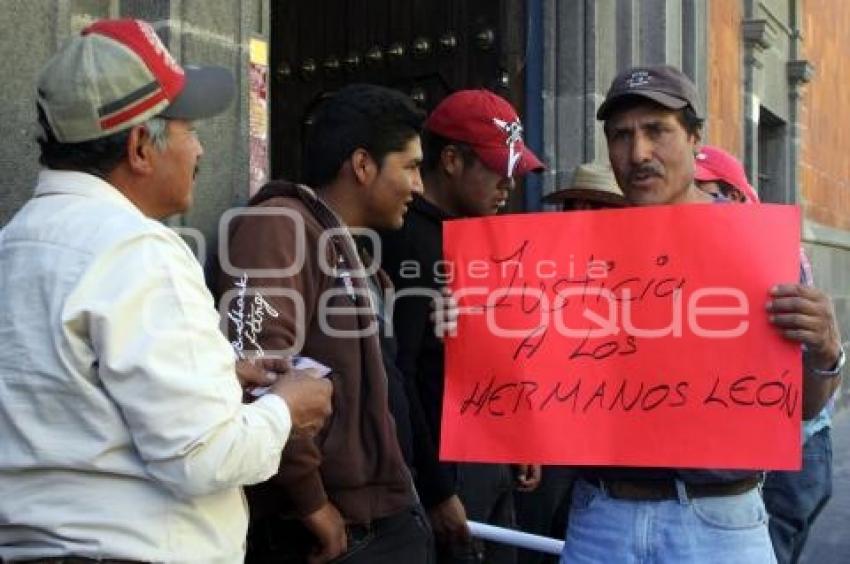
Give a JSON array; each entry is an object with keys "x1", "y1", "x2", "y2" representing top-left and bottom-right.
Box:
[{"x1": 798, "y1": 408, "x2": 850, "y2": 564}]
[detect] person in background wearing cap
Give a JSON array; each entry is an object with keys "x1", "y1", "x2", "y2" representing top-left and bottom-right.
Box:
[
  {"x1": 694, "y1": 146, "x2": 837, "y2": 564},
  {"x1": 379, "y1": 89, "x2": 544, "y2": 564},
  {"x1": 0, "y1": 19, "x2": 333, "y2": 564},
  {"x1": 214, "y1": 83, "x2": 434, "y2": 564},
  {"x1": 542, "y1": 162, "x2": 627, "y2": 211},
  {"x1": 556, "y1": 64, "x2": 844, "y2": 564},
  {"x1": 694, "y1": 145, "x2": 760, "y2": 203},
  {"x1": 512, "y1": 162, "x2": 625, "y2": 564}
]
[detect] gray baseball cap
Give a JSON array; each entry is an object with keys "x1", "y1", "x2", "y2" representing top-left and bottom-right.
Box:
[
  {"x1": 37, "y1": 18, "x2": 235, "y2": 143},
  {"x1": 596, "y1": 65, "x2": 703, "y2": 121}
]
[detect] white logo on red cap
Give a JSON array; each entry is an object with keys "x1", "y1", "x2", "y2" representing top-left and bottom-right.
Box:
[
  {"x1": 626, "y1": 71, "x2": 651, "y2": 88},
  {"x1": 136, "y1": 20, "x2": 183, "y2": 76},
  {"x1": 493, "y1": 117, "x2": 524, "y2": 178}
]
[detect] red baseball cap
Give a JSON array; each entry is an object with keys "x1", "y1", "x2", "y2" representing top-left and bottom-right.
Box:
[
  {"x1": 424, "y1": 89, "x2": 544, "y2": 178},
  {"x1": 694, "y1": 145, "x2": 760, "y2": 203},
  {"x1": 37, "y1": 19, "x2": 234, "y2": 143}
]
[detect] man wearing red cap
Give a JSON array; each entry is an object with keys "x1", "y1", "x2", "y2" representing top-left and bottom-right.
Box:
[
  {"x1": 695, "y1": 146, "x2": 837, "y2": 564},
  {"x1": 0, "y1": 19, "x2": 332, "y2": 563},
  {"x1": 556, "y1": 64, "x2": 845, "y2": 564},
  {"x1": 694, "y1": 145, "x2": 760, "y2": 203},
  {"x1": 379, "y1": 89, "x2": 544, "y2": 564}
]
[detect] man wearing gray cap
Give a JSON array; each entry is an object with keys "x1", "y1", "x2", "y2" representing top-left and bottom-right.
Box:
[
  {"x1": 559, "y1": 64, "x2": 844, "y2": 564},
  {"x1": 0, "y1": 19, "x2": 332, "y2": 563}
]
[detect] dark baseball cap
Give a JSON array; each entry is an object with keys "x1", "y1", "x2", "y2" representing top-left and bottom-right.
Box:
[{"x1": 596, "y1": 64, "x2": 703, "y2": 121}]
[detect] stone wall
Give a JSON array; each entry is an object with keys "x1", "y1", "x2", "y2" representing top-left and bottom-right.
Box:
[{"x1": 0, "y1": 0, "x2": 268, "y2": 258}]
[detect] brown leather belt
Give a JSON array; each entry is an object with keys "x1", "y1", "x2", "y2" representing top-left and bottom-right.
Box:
[{"x1": 588, "y1": 476, "x2": 760, "y2": 501}]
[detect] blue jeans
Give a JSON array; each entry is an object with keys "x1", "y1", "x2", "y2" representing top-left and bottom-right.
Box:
[
  {"x1": 763, "y1": 427, "x2": 833, "y2": 564},
  {"x1": 561, "y1": 479, "x2": 776, "y2": 564}
]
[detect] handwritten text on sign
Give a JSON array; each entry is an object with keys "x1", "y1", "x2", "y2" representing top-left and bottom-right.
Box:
[{"x1": 440, "y1": 204, "x2": 802, "y2": 470}]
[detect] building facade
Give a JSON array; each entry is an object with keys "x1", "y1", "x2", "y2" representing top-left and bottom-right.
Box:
[{"x1": 1, "y1": 0, "x2": 265, "y2": 255}]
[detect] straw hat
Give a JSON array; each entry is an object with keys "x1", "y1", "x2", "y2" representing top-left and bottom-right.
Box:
[{"x1": 543, "y1": 162, "x2": 627, "y2": 207}]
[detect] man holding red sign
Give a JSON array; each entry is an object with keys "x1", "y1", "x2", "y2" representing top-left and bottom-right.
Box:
[{"x1": 556, "y1": 65, "x2": 844, "y2": 564}]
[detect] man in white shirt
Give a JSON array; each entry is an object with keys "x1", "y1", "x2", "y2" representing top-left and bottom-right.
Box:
[{"x1": 0, "y1": 18, "x2": 332, "y2": 563}]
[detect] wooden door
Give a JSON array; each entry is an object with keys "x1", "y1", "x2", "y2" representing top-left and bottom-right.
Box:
[{"x1": 270, "y1": 0, "x2": 527, "y2": 204}]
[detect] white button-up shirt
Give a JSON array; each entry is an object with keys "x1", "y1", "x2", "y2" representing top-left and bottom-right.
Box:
[{"x1": 0, "y1": 171, "x2": 291, "y2": 563}]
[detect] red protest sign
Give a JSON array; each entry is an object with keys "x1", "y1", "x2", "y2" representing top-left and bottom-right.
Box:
[{"x1": 440, "y1": 204, "x2": 802, "y2": 470}]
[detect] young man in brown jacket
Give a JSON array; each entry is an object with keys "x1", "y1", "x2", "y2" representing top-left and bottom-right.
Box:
[{"x1": 215, "y1": 84, "x2": 432, "y2": 563}]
